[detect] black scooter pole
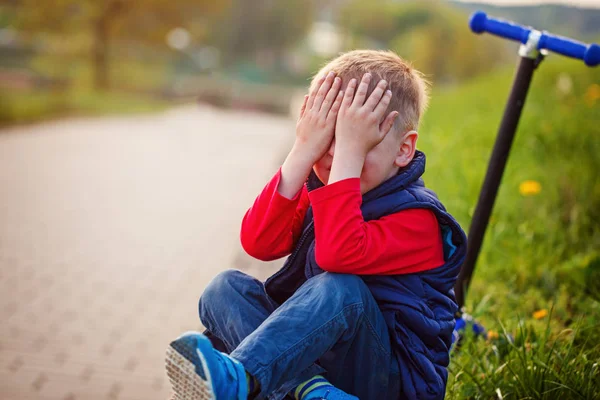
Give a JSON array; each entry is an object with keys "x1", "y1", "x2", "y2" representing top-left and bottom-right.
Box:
[
  {"x1": 454, "y1": 12, "x2": 599, "y2": 308},
  {"x1": 455, "y1": 55, "x2": 540, "y2": 307}
]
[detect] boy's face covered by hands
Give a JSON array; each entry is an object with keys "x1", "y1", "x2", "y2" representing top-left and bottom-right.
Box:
[
  {"x1": 311, "y1": 72, "x2": 416, "y2": 194},
  {"x1": 314, "y1": 124, "x2": 402, "y2": 194}
]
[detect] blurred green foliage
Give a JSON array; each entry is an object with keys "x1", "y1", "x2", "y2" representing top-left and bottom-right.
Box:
[
  {"x1": 1, "y1": 0, "x2": 598, "y2": 128},
  {"x1": 7, "y1": 0, "x2": 229, "y2": 89},
  {"x1": 215, "y1": 0, "x2": 313, "y2": 67},
  {"x1": 339, "y1": 0, "x2": 509, "y2": 83},
  {"x1": 0, "y1": 85, "x2": 169, "y2": 124}
]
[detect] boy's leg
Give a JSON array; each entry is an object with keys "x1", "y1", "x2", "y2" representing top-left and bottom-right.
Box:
[
  {"x1": 230, "y1": 272, "x2": 396, "y2": 400},
  {"x1": 198, "y1": 269, "x2": 324, "y2": 396},
  {"x1": 198, "y1": 269, "x2": 278, "y2": 352}
]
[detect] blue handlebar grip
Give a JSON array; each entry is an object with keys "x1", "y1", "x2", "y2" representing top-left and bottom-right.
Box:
[
  {"x1": 469, "y1": 11, "x2": 599, "y2": 66},
  {"x1": 469, "y1": 11, "x2": 530, "y2": 43},
  {"x1": 584, "y1": 44, "x2": 600, "y2": 67},
  {"x1": 538, "y1": 35, "x2": 600, "y2": 67}
]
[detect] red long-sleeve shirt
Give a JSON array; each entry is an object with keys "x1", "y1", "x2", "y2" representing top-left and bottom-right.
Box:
[{"x1": 241, "y1": 169, "x2": 444, "y2": 275}]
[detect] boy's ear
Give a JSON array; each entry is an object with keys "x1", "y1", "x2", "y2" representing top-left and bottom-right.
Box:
[{"x1": 394, "y1": 130, "x2": 418, "y2": 168}]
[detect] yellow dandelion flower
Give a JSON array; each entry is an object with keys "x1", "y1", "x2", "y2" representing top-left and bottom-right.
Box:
[
  {"x1": 533, "y1": 309, "x2": 548, "y2": 320},
  {"x1": 585, "y1": 84, "x2": 600, "y2": 107},
  {"x1": 519, "y1": 180, "x2": 541, "y2": 196},
  {"x1": 487, "y1": 330, "x2": 499, "y2": 340}
]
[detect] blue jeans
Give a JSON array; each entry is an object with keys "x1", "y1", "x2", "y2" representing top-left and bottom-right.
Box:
[{"x1": 199, "y1": 270, "x2": 400, "y2": 400}]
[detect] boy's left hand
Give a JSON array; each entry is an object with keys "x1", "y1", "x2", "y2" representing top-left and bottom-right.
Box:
[{"x1": 336, "y1": 73, "x2": 399, "y2": 157}]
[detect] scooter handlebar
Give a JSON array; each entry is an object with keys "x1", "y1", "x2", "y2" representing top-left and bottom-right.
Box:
[{"x1": 469, "y1": 11, "x2": 600, "y2": 67}]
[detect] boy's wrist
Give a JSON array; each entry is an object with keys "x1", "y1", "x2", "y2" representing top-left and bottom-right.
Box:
[
  {"x1": 335, "y1": 139, "x2": 369, "y2": 160},
  {"x1": 328, "y1": 143, "x2": 366, "y2": 184},
  {"x1": 335, "y1": 137, "x2": 370, "y2": 158},
  {"x1": 290, "y1": 140, "x2": 320, "y2": 167},
  {"x1": 279, "y1": 143, "x2": 316, "y2": 199}
]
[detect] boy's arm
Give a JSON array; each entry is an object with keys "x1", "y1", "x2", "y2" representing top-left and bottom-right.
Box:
[
  {"x1": 240, "y1": 170, "x2": 309, "y2": 261},
  {"x1": 309, "y1": 179, "x2": 444, "y2": 274},
  {"x1": 311, "y1": 73, "x2": 443, "y2": 274},
  {"x1": 241, "y1": 71, "x2": 344, "y2": 261}
]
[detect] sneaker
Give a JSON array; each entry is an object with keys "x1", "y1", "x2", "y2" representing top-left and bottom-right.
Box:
[
  {"x1": 296, "y1": 376, "x2": 358, "y2": 400},
  {"x1": 306, "y1": 387, "x2": 359, "y2": 400},
  {"x1": 166, "y1": 331, "x2": 248, "y2": 400},
  {"x1": 304, "y1": 388, "x2": 359, "y2": 400}
]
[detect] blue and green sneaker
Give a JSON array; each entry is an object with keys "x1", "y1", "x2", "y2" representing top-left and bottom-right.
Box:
[
  {"x1": 166, "y1": 331, "x2": 248, "y2": 400},
  {"x1": 295, "y1": 375, "x2": 358, "y2": 400}
]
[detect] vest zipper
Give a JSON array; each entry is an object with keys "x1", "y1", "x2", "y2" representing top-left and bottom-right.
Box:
[
  {"x1": 288, "y1": 221, "x2": 314, "y2": 265},
  {"x1": 265, "y1": 220, "x2": 314, "y2": 286}
]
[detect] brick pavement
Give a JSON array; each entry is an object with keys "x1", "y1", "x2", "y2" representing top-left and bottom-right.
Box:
[{"x1": 0, "y1": 105, "x2": 292, "y2": 400}]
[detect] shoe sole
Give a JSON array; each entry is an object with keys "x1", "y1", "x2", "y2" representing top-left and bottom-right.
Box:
[{"x1": 165, "y1": 338, "x2": 216, "y2": 400}]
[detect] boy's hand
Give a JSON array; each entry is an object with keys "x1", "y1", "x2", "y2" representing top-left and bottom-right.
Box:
[
  {"x1": 335, "y1": 73, "x2": 399, "y2": 157},
  {"x1": 295, "y1": 71, "x2": 343, "y2": 163},
  {"x1": 328, "y1": 73, "x2": 400, "y2": 185},
  {"x1": 278, "y1": 72, "x2": 342, "y2": 199}
]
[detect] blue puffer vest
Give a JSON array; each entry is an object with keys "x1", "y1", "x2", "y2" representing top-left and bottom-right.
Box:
[{"x1": 264, "y1": 151, "x2": 467, "y2": 400}]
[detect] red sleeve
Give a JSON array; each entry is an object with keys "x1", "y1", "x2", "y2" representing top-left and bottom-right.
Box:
[
  {"x1": 308, "y1": 178, "x2": 444, "y2": 275},
  {"x1": 240, "y1": 168, "x2": 310, "y2": 261}
]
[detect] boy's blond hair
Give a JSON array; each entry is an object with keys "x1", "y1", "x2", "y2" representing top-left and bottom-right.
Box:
[{"x1": 311, "y1": 49, "x2": 429, "y2": 132}]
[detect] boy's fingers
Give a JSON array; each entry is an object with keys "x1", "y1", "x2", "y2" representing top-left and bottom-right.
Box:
[
  {"x1": 340, "y1": 78, "x2": 357, "y2": 110},
  {"x1": 312, "y1": 71, "x2": 336, "y2": 111},
  {"x1": 364, "y1": 79, "x2": 387, "y2": 111},
  {"x1": 299, "y1": 95, "x2": 309, "y2": 118},
  {"x1": 380, "y1": 111, "x2": 399, "y2": 135},
  {"x1": 373, "y1": 90, "x2": 392, "y2": 121},
  {"x1": 306, "y1": 75, "x2": 326, "y2": 110},
  {"x1": 319, "y1": 76, "x2": 341, "y2": 113},
  {"x1": 351, "y1": 73, "x2": 372, "y2": 108},
  {"x1": 327, "y1": 90, "x2": 344, "y2": 122}
]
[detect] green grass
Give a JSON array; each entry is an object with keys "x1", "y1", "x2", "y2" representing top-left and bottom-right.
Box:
[
  {"x1": 67, "y1": 89, "x2": 170, "y2": 115},
  {"x1": 419, "y1": 57, "x2": 600, "y2": 399},
  {"x1": 0, "y1": 89, "x2": 68, "y2": 125},
  {"x1": 0, "y1": 88, "x2": 170, "y2": 126},
  {"x1": 0, "y1": 53, "x2": 172, "y2": 126}
]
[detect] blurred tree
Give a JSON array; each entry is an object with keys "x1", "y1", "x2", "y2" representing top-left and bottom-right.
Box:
[
  {"x1": 10, "y1": 0, "x2": 228, "y2": 90},
  {"x1": 339, "y1": 0, "x2": 508, "y2": 83},
  {"x1": 215, "y1": 0, "x2": 313, "y2": 70},
  {"x1": 339, "y1": 1, "x2": 430, "y2": 45}
]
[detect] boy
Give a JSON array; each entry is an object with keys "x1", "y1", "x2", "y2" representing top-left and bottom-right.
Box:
[{"x1": 166, "y1": 50, "x2": 466, "y2": 400}]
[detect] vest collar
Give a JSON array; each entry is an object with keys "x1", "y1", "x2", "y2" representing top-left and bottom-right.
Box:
[{"x1": 306, "y1": 150, "x2": 426, "y2": 201}]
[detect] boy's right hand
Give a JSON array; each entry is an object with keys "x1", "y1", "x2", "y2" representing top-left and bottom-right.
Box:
[
  {"x1": 278, "y1": 71, "x2": 342, "y2": 199},
  {"x1": 294, "y1": 71, "x2": 343, "y2": 163}
]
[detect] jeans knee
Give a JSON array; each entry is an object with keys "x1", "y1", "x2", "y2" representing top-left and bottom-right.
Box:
[
  {"x1": 310, "y1": 273, "x2": 368, "y2": 304},
  {"x1": 199, "y1": 269, "x2": 246, "y2": 325}
]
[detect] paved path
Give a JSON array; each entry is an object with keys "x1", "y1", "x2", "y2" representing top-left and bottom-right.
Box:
[{"x1": 0, "y1": 105, "x2": 293, "y2": 400}]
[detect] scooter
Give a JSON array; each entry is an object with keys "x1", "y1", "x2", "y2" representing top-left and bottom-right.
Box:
[{"x1": 452, "y1": 11, "x2": 599, "y2": 344}]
